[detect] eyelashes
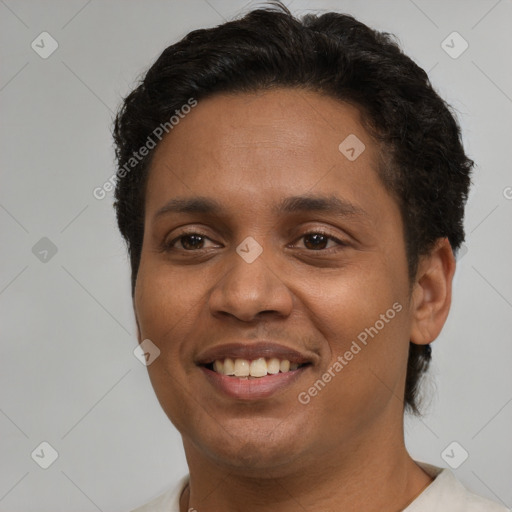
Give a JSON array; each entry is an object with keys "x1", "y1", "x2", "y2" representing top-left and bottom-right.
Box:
[
  {"x1": 296, "y1": 231, "x2": 347, "y2": 251},
  {"x1": 163, "y1": 229, "x2": 348, "y2": 254}
]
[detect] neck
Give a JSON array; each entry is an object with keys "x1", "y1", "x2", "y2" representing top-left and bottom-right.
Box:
[{"x1": 179, "y1": 414, "x2": 433, "y2": 512}]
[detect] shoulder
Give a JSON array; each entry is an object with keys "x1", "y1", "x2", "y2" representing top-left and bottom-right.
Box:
[
  {"x1": 129, "y1": 475, "x2": 189, "y2": 512},
  {"x1": 407, "y1": 461, "x2": 509, "y2": 512},
  {"x1": 462, "y1": 488, "x2": 510, "y2": 512}
]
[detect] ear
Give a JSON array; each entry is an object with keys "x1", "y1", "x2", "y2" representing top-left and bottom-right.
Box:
[{"x1": 410, "y1": 238, "x2": 456, "y2": 345}]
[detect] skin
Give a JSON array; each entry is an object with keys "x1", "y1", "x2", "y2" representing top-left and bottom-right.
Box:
[{"x1": 133, "y1": 88, "x2": 455, "y2": 512}]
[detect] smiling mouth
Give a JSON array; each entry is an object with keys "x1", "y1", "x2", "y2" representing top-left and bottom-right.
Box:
[{"x1": 202, "y1": 357, "x2": 311, "y2": 378}]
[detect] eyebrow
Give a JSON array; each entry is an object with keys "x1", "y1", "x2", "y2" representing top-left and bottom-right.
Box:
[
  {"x1": 153, "y1": 194, "x2": 367, "y2": 220},
  {"x1": 274, "y1": 194, "x2": 367, "y2": 218}
]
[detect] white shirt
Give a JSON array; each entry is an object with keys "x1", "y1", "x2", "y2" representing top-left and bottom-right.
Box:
[{"x1": 130, "y1": 461, "x2": 510, "y2": 512}]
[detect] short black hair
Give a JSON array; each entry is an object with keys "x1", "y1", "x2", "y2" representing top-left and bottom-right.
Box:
[{"x1": 112, "y1": 2, "x2": 473, "y2": 415}]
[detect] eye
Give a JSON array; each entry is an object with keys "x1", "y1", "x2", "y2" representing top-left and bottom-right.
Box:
[
  {"x1": 294, "y1": 230, "x2": 347, "y2": 251},
  {"x1": 163, "y1": 229, "x2": 348, "y2": 253},
  {"x1": 164, "y1": 232, "x2": 218, "y2": 251}
]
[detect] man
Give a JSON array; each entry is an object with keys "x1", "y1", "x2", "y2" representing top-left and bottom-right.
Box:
[{"x1": 112, "y1": 3, "x2": 508, "y2": 511}]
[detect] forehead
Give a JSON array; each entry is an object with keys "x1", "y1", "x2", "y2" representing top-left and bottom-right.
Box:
[
  {"x1": 151, "y1": 88, "x2": 373, "y2": 159},
  {"x1": 144, "y1": 88, "x2": 389, "y2": 220}
]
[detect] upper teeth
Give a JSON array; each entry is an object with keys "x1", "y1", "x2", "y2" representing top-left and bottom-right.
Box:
[{"x1": 212, "y1": 357, "x2": 300, "y2": 378}]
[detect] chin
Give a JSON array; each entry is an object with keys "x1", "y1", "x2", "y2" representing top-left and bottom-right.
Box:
[{"x1": 187, "y1": 415, "x2": 309, "y2": 474}]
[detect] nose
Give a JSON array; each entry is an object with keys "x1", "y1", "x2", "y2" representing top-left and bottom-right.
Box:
[{"x1": 208, "y1": 242, "x2": 294, "y2": 323}]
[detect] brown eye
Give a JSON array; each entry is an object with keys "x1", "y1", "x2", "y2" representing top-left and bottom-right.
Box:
[
  {"x1": 303, "y1": 233, "x2": 330, "y2": 250},
  {"x1": 178, "y1": 234, "x2": 205, "y2": 250},
  {"x1": 295, "y1": 230, "x2": 350, "y2": 255},
  {"x1": 164, "y1": 233, "x2": 215, "y2": 251}
]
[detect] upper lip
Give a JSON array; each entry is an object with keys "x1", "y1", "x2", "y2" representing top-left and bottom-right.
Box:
[{"x1": 195, "y1": 342, "x2": 317, "y2": 366}]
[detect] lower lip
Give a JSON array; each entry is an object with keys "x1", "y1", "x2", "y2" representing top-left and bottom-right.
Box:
[{"x1": 200, "y1": 366, "x2": 308, "y2": 400}]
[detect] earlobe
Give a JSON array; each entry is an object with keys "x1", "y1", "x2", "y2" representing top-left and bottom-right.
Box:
[{"x1": 410, "y1": 238, "x2": 456, "y2": 346}]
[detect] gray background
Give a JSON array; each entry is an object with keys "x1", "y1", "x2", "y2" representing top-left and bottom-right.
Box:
[{"x1": 1, "y1": 0, "x2": 511, "y2": 510}]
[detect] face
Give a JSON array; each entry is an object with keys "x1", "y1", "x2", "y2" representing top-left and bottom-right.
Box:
[{"x1": 134, "y1": 88, "x2": 414, "y2": 475}]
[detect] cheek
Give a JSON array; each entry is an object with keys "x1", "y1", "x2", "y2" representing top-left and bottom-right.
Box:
[
  {"x1": 134, "y1": 260, "x2": 206, "y2": 432},
  {"x1": 134, "y1": 258, "x2": 206, "y2": 340},
  {"x1": 133, "y1": 258, "x2": 213, "y2": 410},
  {"x1": 295, "y1": 261, "x2": 410, "y2": 425},
  {"x1": 297, "y1": 254, "x2": 407, "y2": 341}
]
